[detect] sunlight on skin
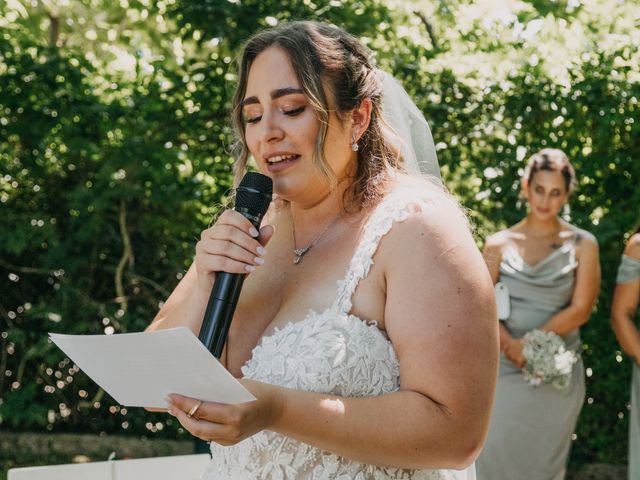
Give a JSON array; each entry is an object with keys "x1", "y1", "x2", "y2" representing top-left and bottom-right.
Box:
[{"x1": 320, "y1": 398, "x2": 346, "y2": 416}]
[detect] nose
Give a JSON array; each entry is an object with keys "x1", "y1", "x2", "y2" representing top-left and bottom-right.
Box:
[{"x1": 258, "y1": 109, "x2": 284, "y2": 144}]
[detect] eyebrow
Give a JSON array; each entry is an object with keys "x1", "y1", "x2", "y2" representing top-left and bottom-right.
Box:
[{"x1": 242, "y1": 87, "x2": 305, "y2": 107}]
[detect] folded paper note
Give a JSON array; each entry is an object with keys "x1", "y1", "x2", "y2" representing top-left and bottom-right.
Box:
[{"x1": 49, "y1": 327, "x2": 255, "y2": 409}]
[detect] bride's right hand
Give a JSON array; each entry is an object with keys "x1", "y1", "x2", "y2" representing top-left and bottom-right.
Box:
[{"x1": 194, "y1": 209, "x2": 274, "y2": 294}]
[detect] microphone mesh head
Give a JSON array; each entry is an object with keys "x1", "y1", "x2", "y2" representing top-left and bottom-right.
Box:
[{"x1": 235, "y1": 172, "x2": 273, "y2": 216}]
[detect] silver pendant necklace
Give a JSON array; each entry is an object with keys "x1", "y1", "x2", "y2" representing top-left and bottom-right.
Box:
[
  {"x1": 292, "y1": 214, "x2": 341, "y2": 265},
  {"x1": 293, "y1": 245, "x2": 312, "y2": 264}
]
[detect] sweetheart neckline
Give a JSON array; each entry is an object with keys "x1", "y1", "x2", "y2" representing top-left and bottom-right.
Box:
[
  {"x1": 243, "y1": 307, "x2": 387, "y2": 370},
  {"x1": 256, "y1": 306, "x2": 382, "y2": 344}
]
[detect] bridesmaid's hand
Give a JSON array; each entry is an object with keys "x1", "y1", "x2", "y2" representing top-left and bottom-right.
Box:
[
  {"x1": 166, "y1": 379, "x2": 284, "y2": 445},
  {"x1": 503, "y1": 338, "x2": 526, "y2": 368}
]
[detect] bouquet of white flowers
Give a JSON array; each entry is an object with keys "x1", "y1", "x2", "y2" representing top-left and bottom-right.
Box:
[{"x1": 521, "y1": 329, "x2": 578, "y2": 390}]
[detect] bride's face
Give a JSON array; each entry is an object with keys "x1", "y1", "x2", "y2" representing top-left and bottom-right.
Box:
[{"x1": 242, "y1": 46, "x2": 355, "y2": 205}]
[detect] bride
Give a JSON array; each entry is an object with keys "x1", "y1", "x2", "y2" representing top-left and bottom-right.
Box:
[{"x1": 147, "y1": 20, "x2": 498, "y2": 479}]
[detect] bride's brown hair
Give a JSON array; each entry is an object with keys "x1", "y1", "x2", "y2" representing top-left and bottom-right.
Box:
[{"x1": 231, "y1": 21, "x2": 401, "y2": 209}]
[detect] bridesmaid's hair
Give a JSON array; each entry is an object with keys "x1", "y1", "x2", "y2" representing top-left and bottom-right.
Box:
[
  {"x1": 522, "y1": 148, "x2": 576, "y2": 194},
  {"x1": 230, "y1": 20, "x2": 401, "y2": 209}
]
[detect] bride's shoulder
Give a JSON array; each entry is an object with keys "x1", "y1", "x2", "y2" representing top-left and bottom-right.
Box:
[
  {"x1": 383, "y1": 174, "x2": 468, "y2": 221},
  {"x1": 374, "y1": 176, "x2": 488, "y2": 296},
  {"x1": 376, "y1": 175, "x2": 475, "y2": 259}
]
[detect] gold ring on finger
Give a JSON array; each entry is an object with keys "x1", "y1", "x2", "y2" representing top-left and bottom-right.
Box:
[{"x1": 187, "y1": 400, "x2": 203, "y2": 419}]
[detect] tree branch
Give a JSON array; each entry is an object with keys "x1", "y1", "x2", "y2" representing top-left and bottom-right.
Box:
[
  {"x1": 115, "y1": 200, "x2": 134, "y2": 312},
  {"x1": 414, "y1": 11, "x2": 439, "y2": 50},
  {"x1": 0, "y1": 258, "x2": 54, "y2": 275},
  {"x1": 48, "y1": 14, "x2": 59, "y2": 47},
  {"x1": 0, "y1": 336, "x2": 7, "y2": 394}
]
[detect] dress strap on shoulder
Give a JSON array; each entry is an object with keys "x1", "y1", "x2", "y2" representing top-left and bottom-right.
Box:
[
  {"x1": 332, "y1": 193, "x2": 424, "y2": 315},
  {"x1": 617, "y1": 254, "x2": 640, "y2": 284}
]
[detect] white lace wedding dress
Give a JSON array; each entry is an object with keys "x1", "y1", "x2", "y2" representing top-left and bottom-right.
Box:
[{"x1": 202, "y1": 192, "x2": 476, "y2": 480}]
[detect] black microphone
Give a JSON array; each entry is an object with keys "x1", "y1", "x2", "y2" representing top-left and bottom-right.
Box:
[{"x1": 198, "y1": 172, "x2": 273, "y2": 358}]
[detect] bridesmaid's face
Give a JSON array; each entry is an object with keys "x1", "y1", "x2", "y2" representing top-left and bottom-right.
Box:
[{"x1": 524, "y1": 170, "x2": 569, "y2": 220}]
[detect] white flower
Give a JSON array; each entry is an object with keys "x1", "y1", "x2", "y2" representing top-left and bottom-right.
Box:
[
  {"x1": 527, "y1": 376, "x2": 542, "y2": 387},
  {"x1": 555, "y1": 350, "x2": 575, "y2": 375}
]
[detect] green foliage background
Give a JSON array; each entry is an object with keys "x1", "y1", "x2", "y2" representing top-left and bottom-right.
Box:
[{"x1": 1, "y1": 0, "x2": 639, "y2": 467}]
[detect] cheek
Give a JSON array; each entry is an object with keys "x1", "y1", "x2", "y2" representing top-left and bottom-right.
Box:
[
  {"x1": 298, "y1": 118, "x2": 321, "y2": 150},
  {"x1": 527, "y1": 190, "x2": 541, "y2": 202},
  {"x1": 552, "y1": 195, "x2": 567, "y2": 206},
  {"x1": 244, "y1": 129, "x2": 259, "y2": 156}
]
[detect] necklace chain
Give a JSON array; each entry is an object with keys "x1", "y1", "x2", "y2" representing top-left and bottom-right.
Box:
[{"x1": 292, "y1": 214, "x2": 341, "y2": 265}]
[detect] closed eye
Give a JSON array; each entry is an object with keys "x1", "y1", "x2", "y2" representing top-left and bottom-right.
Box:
[
  {"x1": 246, "y1": 106, "x2": 305, "y2": 124},
  {"x1": 284, "y1": 106, "x2": 305, "y2": 116}
]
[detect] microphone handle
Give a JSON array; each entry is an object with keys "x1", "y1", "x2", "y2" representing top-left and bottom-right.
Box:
[
  {"x1": 199, "y1": 272, "x2": 245, "y2": 358},
  {"x1": 197, "y1": 206, "x2": 266, "y2": 359}
]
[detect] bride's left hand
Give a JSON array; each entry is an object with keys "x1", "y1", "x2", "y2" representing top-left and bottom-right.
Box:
[{"x1": 166, "y1": 379, "x2": 284, "y2": 445}]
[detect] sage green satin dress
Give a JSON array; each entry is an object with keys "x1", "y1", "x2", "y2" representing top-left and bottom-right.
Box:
[
  {"x1": 616, "y1": 254, "x2": 640, "y2": 480},
  {"x1": 477, "y1": 239, "x2": 585, "y2": 480}
]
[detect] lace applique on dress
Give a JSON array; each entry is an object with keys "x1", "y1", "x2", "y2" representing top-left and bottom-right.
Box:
[{"x1": 203, "y1": 193, "x2": 473, "y2": 480}]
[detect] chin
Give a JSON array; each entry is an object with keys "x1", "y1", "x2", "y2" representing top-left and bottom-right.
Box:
[{"x1": 532, "y1": 210, "x2": 557, "y2": 220}]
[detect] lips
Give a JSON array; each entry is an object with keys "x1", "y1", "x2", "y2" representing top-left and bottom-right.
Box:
[
  {"x1": 263, "y1": 152, "x2": 301, "y2": 173},
  {"x1": 266, "y1": 154, "x2": 300, "y2": 164}
]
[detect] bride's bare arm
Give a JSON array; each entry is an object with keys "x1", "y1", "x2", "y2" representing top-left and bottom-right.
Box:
[
  {"x1": 146, "y1": 210, "x2": 272, "y2": 334},
  {"x1": 146, "y1": 263, "x2": 208, "y2": 335},
  {"x1": 168, "y1": 199, "x2": 499, "y2": 470}
]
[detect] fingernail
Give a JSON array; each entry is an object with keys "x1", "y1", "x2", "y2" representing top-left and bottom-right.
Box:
[
  {"x1": 249, "y1": 227, "x2": 259, "y2": 237},
  {"x1": 245, "y1": 265, "x2": 256, "y2": 272},
  {"x1": 256, "y1": 246, "x2": 266, "y2": 256},
  {"x1": 164, "y1": 396, "x2": 172, "y2": 405},
  {"x1": 254, "y1": 257, "x2": 265, "y2": 265},
  {"x1": 167, "y1": 409, "x2": 175, "y2": 416}
]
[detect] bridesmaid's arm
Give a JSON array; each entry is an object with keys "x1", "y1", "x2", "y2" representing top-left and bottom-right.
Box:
[
  {"x1": 611, "y1": 237, "x2": 640, "y2": 364},
  {"x1": 482, "y1": 232, "x2": 523, "y2": 366},
  {"x1": 482, "y1": 232, "x2": 509, "y2": 349},
  {"x1": 541, "y1": 232, "x2": 600, "y2": 336}
]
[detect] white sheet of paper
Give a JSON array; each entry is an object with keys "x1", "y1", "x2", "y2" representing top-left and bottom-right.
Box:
[{"x1": 49, "y1": 327, "x2": 256, "y2": 408}]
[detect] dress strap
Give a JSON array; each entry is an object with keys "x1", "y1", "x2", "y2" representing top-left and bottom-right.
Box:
[
  {"x1": 332, "y1": 194, "x2": 421, "y2": 315},
  {"x1": 617, "y1": 254, "x2": 640, "y2": 284}
]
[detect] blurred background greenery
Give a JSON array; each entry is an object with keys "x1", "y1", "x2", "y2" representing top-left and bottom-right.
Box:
[{"x1": 1, "y1": 0, "x2": 639, "y2": 474}]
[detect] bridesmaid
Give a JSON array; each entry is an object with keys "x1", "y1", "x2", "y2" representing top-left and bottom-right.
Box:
[
  {"x1": 611, "y1": 225, "x2": 640, "y2": 480},
  {"x1": 477, "y1": 149, "x2": 601, "y2": 479}
]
